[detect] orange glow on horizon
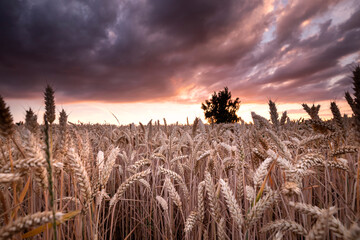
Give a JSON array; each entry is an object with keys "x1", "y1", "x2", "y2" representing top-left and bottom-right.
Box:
[{"x1": 7, "y1": 98, "x2": 353, "y2": 126}]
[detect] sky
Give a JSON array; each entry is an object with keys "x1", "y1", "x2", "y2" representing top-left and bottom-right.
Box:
[{"x1": 1, "y1": 0, "x2": 359, "y2": 124}]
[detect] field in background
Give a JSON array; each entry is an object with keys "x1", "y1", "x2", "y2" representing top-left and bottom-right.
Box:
[{"x1": 0, "y1": 89, "x2": 360, "y2": 239}]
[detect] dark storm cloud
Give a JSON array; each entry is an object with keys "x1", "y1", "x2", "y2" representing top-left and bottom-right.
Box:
[
  {"x1": 145, "y1": 0, "x2": 261, "y2": 48},
  {"x1": 0, "y1": 0, "x2": 359, "y2": 105},
  {"x1": 339, "y1": 6, "x2": 360, "y2": 32},
  {"x1": 264, "y1": 28, "x2": 360, "y2": 83},
  {"x1": 228, "y1": 1, "x2": 360, "y2": 103},
  {"x1": 0, "y1": 0, "x2": 266, "y2": 102},
  {"x1": 146, "y1": 0, "x2": 234, "y2": 45},
  {"x1": 275, "y1": 0, "x2": 339, "y2": 43}
]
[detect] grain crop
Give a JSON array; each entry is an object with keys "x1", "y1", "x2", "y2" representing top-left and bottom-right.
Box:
[{"x1": 0, "y1": 89, "x2": 359, "y2": 240}]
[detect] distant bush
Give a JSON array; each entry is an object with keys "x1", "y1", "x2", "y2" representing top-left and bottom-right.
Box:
[{"x1": 201, "y1": 87, "x2": 240, "y2": 123}]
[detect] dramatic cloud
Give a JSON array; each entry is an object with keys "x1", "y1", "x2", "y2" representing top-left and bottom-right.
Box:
[{"x1": 0, "y1": 0, "x2": 359, "y2": 105}]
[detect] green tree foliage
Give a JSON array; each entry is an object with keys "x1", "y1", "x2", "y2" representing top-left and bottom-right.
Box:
[{"x1": 201, "y1": 87, "x2": 240, "y2": 124}]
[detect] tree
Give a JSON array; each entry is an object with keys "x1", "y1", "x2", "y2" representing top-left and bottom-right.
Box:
[{"x1": 201, "y1": 87, "x2": 240, "y2": 124}]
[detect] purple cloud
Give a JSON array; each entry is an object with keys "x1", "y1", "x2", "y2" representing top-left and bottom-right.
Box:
[{"x1": 0, "y1": 0, "x2": 358, "y2": 106}]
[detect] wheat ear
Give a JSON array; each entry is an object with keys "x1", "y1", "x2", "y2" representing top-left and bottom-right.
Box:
[
  {"x1": 198, "y1": 181, "x2": 205, "y2": 223},
  {"x1": 0, "y1": 173, "x2": 21, "y2": 183},
  {"x1": 307, "y1": 207, "x2": 337, "y2": 240},
  {"x1": 218, "y1": 217, "x2": 228, "y2": 240},
  {"x1": 253, "y1": 157, "x2": 273, "y2": 187},
  {"x1": 156, "y1": 196, "x2": 168, "y2": 212},
  {"x1": 128, "y1": 159, "x2": 151, "y2": 172},
  {"x1": 184, "y1": 211, "x2": 199, "y2": 234},
  {"x1": 100, "y1": 147, "x2": 119, "y2": 187},
  {"x1": 345, "y1": 223, "x2": 360, "y2": 240},
  {"x1": 289, "y1": 201, "x2": 322, "y2": 217},
  {"x1": 268, "y1": 99, "x2": 279, "y2": 129},
  {"x1": 261, "y1": 219, "x2": 307, "y2": 236},
  {"x1": 274, "y1": 231, "x2": 284, "y2": 240},
  {"x1": 219, "y1": 179, "x2": 243, "y2": 229},
  {"x1": 67, "y1": 148, "x2": 92, "y2": 210},
  {"x1": 44, "y1": 85, "x2": 56, "y2": 124},
  {"x1": 159, "y1": 166, "x2": 189, "y2": 199},
  {"x1": 163, "y1": 177, "x2": 182, "y2": 208},
  {"x1": 33, "y1": 167, "x2": 49, "y2": 189},
  {"x1": 110, "y1": 169, "x2": 151, "y2": 207},
  {"x1": 246, "y1": 190, "x2": 279, "y2": 225},
  {"x1": 0, "y1": 212, "x2": 63, "y2": 240},
  {"x1": 204, "y1": 171, "x2": 221, "y2": 222}
]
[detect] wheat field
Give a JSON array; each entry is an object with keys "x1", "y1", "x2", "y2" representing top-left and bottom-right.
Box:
[{"x1": 0, "y1": 90, "x2": 359, "y2": 240}]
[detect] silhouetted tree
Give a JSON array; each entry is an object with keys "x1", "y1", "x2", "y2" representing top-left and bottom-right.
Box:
[{"x1": 201, "y1": 87, "x2": 240, "y2": 124}]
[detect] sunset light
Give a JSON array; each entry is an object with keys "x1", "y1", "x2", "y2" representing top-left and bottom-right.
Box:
[
  {"x1": 0, "y1": 0, "x2": 358, "y2": 124},
  {"x1": 1, "y1": 1, "x2": 360, "y2": 239}
]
